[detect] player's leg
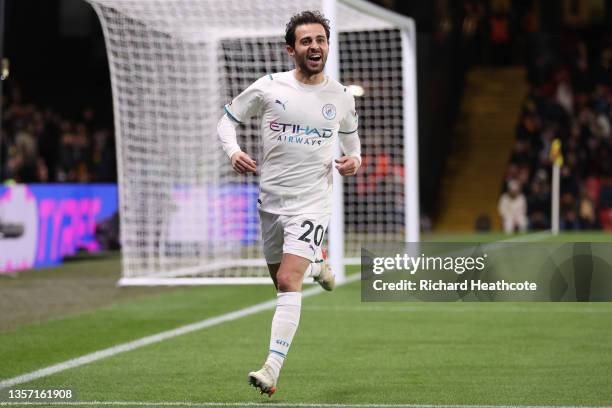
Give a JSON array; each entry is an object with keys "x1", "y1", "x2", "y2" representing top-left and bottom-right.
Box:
[
  {"x1": 250, "y1": 211, "x2": 286, "y2": 396},
  {"x1": 250, "y1": 252, "x2": 309, "y2": 395},
  {"x1": 259, "y1": 210, "x2": 284, "y2": 289},
  {"x1": 273, "y1": 255, "x2": 333, "y2": 291},
  {"x1": 267, "y1": 263, "x2": 280, "y2": 290},
  {"x1": 249, "y1": 213, "x2": 329, "y2": 396},
  {"x1": 261, "y1": 210, "x2": 332, "y2": 291},
  {"x1": 275, "y1": 253, "x2": 310, "y2": 291}
]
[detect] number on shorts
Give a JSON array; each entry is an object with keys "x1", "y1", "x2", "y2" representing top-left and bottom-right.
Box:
[
  {"x1": 313, "y1": 225, "x2": 324, "y2": 246},
  {"x1": 299, "y1": 221, "x2": 324, "y2": 246},
  {"x1": 298, "y1": 221, "x2": 314, "y2": 242}
]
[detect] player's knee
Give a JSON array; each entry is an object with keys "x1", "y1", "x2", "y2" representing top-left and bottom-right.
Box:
[
  {"x1": 276, "y1": 271, "x2": 297, "y2": 292},
  {"x1": 276, "y1": 273, "x2": 291, "y2": 292}
]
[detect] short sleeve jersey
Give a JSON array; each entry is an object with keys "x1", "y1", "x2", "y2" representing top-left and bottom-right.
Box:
[{"x1": 224, "y1": 70, "x2": 358, "y2": 215}]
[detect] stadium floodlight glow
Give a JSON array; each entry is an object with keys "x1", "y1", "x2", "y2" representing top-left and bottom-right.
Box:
[
  {"x1": 347, "y1": 84, "x2": 365, "y2": 97},
  {"x1": 88, "y1": 0, "x2": 419, "y2": 285}
]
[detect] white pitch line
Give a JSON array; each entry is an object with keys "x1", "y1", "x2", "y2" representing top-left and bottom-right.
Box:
[
  {"x1": 0, "y1": 401, "x2": 609, "y2": 408},
  {"x1": 0, "y1": 274, "x2": 360, "y2": 391},
  {"x1": 0, "y1": 231, "x2": 557, "y2": 391}
]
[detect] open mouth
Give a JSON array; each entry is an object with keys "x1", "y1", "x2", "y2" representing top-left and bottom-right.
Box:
[{"x1": 308, "y1": 54, "x2": 322, "y2": 62}]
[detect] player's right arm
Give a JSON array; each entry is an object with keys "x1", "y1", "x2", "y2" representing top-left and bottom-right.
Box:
[
  {"x1": 216, "y1": 76, "x2": 269, "y2": 174},
  {"x1": 217, "y1": 114, "x2": 257, "y2": 174}
]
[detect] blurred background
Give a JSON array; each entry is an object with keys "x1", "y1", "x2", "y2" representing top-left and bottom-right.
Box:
[{"x1": 1, "y1": 0, "x2": 611, "y2": 261}]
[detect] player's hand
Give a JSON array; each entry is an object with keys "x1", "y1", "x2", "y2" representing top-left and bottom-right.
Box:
[
  {"x1": 335, "y1": 156, "x2": 360, "y2": 176},
  {"x1": 231, "y1": 151, "x2": 257, "y2": 174}
]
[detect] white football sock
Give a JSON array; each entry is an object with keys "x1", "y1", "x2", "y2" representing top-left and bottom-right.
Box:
[
  {"x1": 306, "y1": 261, "x2": 322, "y2": 278},
  {"x1": 306, "y1": 247, "x2": 323, "y2": 278},
  {"x1": 265, "y1": 291, "x2": 302, "y2": 379}
]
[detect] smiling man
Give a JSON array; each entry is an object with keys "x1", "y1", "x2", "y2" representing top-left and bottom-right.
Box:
[{"x1": 217, "y1": 10, "x2": 361, "y2": 397}]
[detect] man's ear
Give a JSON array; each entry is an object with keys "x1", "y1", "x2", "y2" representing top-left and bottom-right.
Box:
[{"x1": 286, "y1": 45, "x2": 295, "y2": 57}]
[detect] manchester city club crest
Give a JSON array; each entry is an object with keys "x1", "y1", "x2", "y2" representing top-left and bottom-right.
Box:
[{"x1": 322, "y1": 103, "x2": 336, "y2": 120}]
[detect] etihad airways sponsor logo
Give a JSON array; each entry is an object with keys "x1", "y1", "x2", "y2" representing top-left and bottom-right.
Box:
[
  {"x1": 275, "y1": 134, "x2": 323, "y2": 146},
  {"x1": 269, "y1": 120, "x2": 333, "y2": 138}
]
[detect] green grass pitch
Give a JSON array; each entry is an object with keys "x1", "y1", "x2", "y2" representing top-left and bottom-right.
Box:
[{"x1": 1, "y1": 232, "x2": 611, "y2": 407}]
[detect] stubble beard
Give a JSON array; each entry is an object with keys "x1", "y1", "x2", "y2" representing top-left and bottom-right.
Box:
[{"x1": 296, "y1": 52, "x2": 327, "y2": 76}]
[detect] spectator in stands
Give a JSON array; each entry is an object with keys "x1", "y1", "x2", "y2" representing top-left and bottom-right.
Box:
[
  {"x1": 90, "y1": 129, "x2": 116, "y2": 182},
  {"x1": 571, "y1": 42, "x2": 593, "y2": 94},
  {"x1": 600, "y1": 177, "x2": 612, "y2": 209},
  {"x1": 560, "y1": 192, "x2": 579, "y2": 230},
  {"x1": 527, "y1": 178, "x2": 550, "y2": 230},
  {"x1": 509, "y1": 140, "x2": 533, "y2": 166},
  {"x1": 562, "y1": 208, "x2": 580, "y2": 230},
  {"x1": 555, "y1": 68, "x2": 574, "y2": 115},
  {"x1": 1, "y1": 79, "x2": 114, "y2": 184},
  {"x1": 12, "y1": 128, "x2": 38, "y2": 182},
  {"x1": 503, "y1": 28, "x2": 612, "y2": 232},
  {"x1": 498, "y1": 179, "x2": 528, "y2": 233},
  {"x1": 37, "y1": 109, "x2": 61, "y2": 181},
  {"x1": 578, "y1": 189, "x2": 596, "y2": 229},
  {"x1": 561, "y1": 165, "x2": 580, "y2": 197}
]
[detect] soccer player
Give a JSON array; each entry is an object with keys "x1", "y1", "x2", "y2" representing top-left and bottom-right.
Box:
[{"x1": 216, "y1": 10, "x2": 361, "y2": 396}]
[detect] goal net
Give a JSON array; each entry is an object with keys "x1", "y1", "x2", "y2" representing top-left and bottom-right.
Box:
[{"x1": 88, "y1": 0, "x2": 419, "y2": 285}]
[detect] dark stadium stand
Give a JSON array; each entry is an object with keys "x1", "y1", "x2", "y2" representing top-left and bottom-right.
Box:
[
  {"x1": 1, "y1": 80, "x2": 116, "y2": 183},
  {"x1": 504, "y1": 30, "x2": 612, "y2": 230}
]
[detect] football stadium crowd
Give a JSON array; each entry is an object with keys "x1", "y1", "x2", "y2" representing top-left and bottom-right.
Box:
[
  {"x1": 502, "y1": 32, "x2": 612, "y2": 231},
  {"x1": 0, "y1": 81, "x2": 116, "y2": 184},
  {"x1": 3, "y1": 0, "x2": 612, "y2": 235}
]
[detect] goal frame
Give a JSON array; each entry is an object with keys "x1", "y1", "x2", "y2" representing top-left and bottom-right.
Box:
[{"x1": 90, "y1": 0, "x2": 419, "y2": 286}]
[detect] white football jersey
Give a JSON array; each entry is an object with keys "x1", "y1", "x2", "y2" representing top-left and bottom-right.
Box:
[{"x1": 225, "y1": 70, "x2": 359, "y2": 215}]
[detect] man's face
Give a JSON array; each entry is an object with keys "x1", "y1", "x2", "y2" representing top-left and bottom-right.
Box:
[{"x1": 287, "y1": 23, "x2": 329, "y2": 75}]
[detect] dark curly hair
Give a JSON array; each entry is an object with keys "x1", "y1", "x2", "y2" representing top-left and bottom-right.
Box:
[{"x1": 285, "y1": 10, "x2": 330, "y2": 47}]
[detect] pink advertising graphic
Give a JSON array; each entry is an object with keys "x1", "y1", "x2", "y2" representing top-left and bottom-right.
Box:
[{"x1": 0, "y1": 184, "x2": 118, "y2": 273}]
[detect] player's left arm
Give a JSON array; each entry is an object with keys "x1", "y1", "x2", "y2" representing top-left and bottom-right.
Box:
[
  {"x1": 336, "y1": 93, "x2": 361, "y2": 177},
  {"x1": 335, "y1": 133, "x2": 361, "y2": 176}
]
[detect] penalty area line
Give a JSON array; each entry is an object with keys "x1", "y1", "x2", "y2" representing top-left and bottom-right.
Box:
[
  {"x1": 0, "y1": 274, "x2": 360, "y2": 391},
  {"x1": 0, "y1": 400, "x2": 609, "y2": 408}
]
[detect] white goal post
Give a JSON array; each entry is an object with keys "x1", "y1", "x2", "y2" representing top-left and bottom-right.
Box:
[{"x1": 87, "y1": 0, "x2": 419, "y2": 286}]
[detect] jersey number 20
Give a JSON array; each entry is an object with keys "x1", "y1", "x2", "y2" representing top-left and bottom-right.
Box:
[{"x1": 298, "y1": 221, "x2": 324, "y2": 246}]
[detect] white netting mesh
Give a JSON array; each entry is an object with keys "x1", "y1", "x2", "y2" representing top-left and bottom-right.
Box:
[{"x1": 88, "y1": 0, "x2": 412, "y2": 281}]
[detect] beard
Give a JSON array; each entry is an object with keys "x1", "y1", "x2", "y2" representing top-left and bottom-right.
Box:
[{"x1": 295, "y1": 51, "x2": 327, "y2": 76}]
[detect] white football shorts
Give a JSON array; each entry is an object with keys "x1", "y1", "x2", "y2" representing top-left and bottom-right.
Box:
[{"x1": 259, "y1": 210, "x2": 330, "y2": 264}]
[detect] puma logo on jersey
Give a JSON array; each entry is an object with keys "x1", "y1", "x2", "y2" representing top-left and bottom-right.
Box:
[{"x1": 275, "y1": 99, "x2": 287, "y2": 111}]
